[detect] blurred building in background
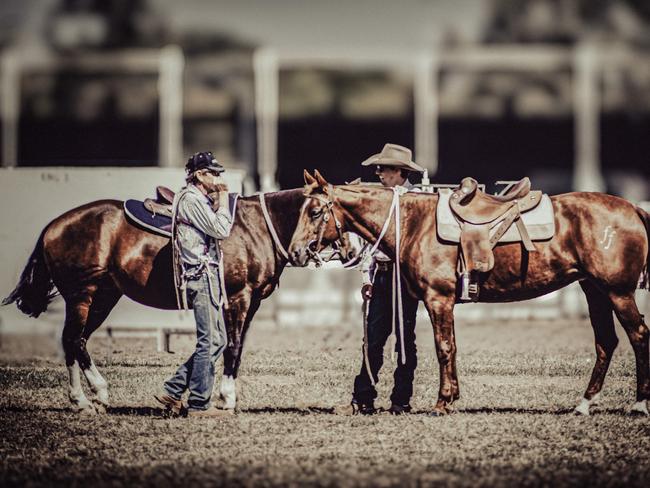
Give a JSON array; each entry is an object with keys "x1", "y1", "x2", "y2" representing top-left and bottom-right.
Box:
[{"x1": 1, "y1": 0, "x2": 649, "y2": 197}]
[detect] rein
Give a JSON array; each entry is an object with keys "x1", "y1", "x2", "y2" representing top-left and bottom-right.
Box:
[{"x1": 258, "y1": 192, "x2": 290, "y2": 260}]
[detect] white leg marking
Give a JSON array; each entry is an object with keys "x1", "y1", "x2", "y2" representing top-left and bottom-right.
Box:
[
  {"x1": 219, "y1": 374, "x2": 237, "y2": 410},
  {"x1": 68, "y1": 362, "x2": 94, "y2": 413},
  {"x1": 631, "y1": 400, "x2": 648, "y2": 415},
  {"x1": 83, "y1": 361, "x2": 109, "y2": 407},
  {"x1": 574, "y1": 393, "x2": 600, "y2": 416}
]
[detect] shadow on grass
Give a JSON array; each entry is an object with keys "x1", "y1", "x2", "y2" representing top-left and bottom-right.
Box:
[
  {"x1": 240, "y1": 406, "x2": 335, "y2": 415},
  {"x1": 109, "y1": 405, "x2": 646, "y2": 417},
  {"x1": 452, "y1": 406, "x2": 577, "y2": 415},
  {"x1": 111, "y1": 406, "x2": 337, "y2": 416},
  {"x1": 108, "y1": 406, "x2": 170, "y2": 416},
  {"x1": 0, "y1": 405, "x2": 641, "y2": 417}
]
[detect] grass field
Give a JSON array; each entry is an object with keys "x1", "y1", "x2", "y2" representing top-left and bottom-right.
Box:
[{"x1": 1, "y1": 317, "x2": 649, "y2": 487}]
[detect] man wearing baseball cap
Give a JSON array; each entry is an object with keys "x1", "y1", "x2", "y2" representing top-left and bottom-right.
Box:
[{"x1": 155, "y1": 151, "x2": 233, "y2": 418}]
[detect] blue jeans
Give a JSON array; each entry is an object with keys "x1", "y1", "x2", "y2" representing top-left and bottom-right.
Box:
[
  {"x1": 353, "y1": 267, "x2": 419, "y2": 406},
  {"x1": 164, "y1": 272, "x2": 227, "y2": 411}
]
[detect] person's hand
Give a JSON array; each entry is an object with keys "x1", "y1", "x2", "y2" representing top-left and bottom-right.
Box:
[
  {"x1": 207, "y1": 176, "x2": 229, "y2": 210},
  {"x1": 361, "y1": 283, "x2": 373, "y2": 301},
  {"x1": 212, "y1": 175, "x2": 228, "y2": 194}
]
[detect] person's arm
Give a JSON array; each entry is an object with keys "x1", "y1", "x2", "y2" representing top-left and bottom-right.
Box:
[{"x1": 183, "y1": 192, "x2": 232, "y2": 239}]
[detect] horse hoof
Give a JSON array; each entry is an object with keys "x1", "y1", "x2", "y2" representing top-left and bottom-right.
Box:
[
  {"x1": 630, "y1": 401, "x2": 648, "y2": 416},
  {"x1": 428, "y1": 409, "x2": 448, "y2": 417},
  {"x1": 220, "y1": 398, "x2": 236, "y2": 410},
  {"x1": 573, "y1": 405, "x2": 590, "y2": 416},
  {"x1": 574, "y1": 396, "x2": 596, "y2": 416},
  {"x1": 92, "y1": 399, "x2": 108, "y2": 414},
  {"x1": 96, "y1": 390, "x2": 110, "y2": 406},
  {"x1": 78, "y1": 404, "x2": 97, "y2": 416}
]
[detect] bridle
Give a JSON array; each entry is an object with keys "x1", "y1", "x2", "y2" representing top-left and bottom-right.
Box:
[
  {"x1": 259, "y1": 189, "x2": 357, "y2": 267},
  {"x1": 305, "y1": 184, "x2": 349, "y2": 266},
  {"x1": 302, "y1": 184, "x2": 361, "y2": 268}
]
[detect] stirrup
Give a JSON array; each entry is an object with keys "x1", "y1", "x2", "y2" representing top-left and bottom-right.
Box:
[{"x1": 459, "y1": 271, "x2": 480, "y2": 302}]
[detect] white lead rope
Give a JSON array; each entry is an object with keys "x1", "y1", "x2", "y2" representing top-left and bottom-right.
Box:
[
  {"x1": 361, "y1": 296, "x2": 375, "y2": 386},
  {"x1": 363, "y1": 187, "x2": 407, "y2": 366},
  {"x1": 393, "y1": 186, "x2": 406, "y2": 365},
  {"x1": 366, "y1": 188, "x2": 401, "y2": 257},
  {"x1": 258, "y1": 192, "x2": 290, "y2": 260}
]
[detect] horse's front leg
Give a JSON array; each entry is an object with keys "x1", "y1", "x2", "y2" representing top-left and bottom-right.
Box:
[
  {"x1": 220, "y1": 347, "x2": 238, "y2": 410},
  {"x1": 219, "y1": 292, "x2": 257, "y2": 410},
  {"x1": 423, "y1": 293, "x2": 459, "y2": 415}
]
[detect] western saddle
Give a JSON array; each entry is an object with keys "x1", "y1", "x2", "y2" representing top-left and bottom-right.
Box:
[
  {"x1": 449, "y1": 176, "x2": 543, "y2": 301},
  {"x1": 143, "y1": 186, "x2": 175, "y2": 218}
]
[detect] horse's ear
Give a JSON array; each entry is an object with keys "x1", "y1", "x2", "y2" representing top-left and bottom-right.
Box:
[
  {"x1": 314, "y1": 169, "x2": 328, "y2": 187},
  {"x1": 346, "y1": 177, "x2": 361, "y2": 185},
  {"x1": 303, "y1": 169, "x2": 316, "y2": 185},
  {"x1": 303, "y1": 170, "x2": 319, "y2": 195}
]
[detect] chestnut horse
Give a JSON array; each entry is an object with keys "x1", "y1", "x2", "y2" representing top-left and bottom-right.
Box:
[
  {"x1": 289, "y1": 170, "x2": 650, "y2": 416},
  {"x1": 4, "y1": 189, "x2": 345, "y2": 414}
]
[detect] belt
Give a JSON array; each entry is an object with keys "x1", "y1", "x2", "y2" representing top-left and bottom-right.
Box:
[{"x1": 375, "y1": 261, "x2": 392, "y2": 272}]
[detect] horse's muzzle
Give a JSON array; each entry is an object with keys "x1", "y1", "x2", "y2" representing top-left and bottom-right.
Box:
[{"x1": 290, "y1": 246, "x2": 309, "y2": 267}]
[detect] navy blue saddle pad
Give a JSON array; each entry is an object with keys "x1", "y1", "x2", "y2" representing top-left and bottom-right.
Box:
[
  {"x1": 124, "y1": 199, "x2": 172, "y2": 237},
  {"x1": 124, "y1": 194, "x2": 240, "y2": 238}
]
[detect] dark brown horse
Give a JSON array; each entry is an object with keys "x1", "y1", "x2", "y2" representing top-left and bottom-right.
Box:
[
  {"x1": 289, "y1": 170, "x2": 650, "y2": 416},
  {"x1": 3, "y1": 189, "x2": 338, "y2": 413}
]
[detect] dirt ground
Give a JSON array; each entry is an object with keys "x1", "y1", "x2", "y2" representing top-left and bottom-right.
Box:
[{"x1": 1, "y1": 318, "x2": 649, "y2": 487}]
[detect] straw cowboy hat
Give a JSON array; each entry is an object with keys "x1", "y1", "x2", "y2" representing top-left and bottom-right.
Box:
[{"x1": 361, "y1": 143, "x2": 425, "y2": 173}]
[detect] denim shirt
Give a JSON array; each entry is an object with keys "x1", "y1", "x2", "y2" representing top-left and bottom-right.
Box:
[
  {"x1": 360, "y1": 180, "x2": 419, "y2": 284},
  {"x1": 174, "y1": 184, "x2": 232, "y2": 267}
]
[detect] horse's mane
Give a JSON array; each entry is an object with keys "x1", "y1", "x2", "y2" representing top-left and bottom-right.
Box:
[{"x1": 239, "y1": 188, "x2": 305, "y2": 203}]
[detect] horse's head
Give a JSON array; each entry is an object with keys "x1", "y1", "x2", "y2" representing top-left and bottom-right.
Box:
[{"x1": 289, "y1": 170, "x2": 357, "y2": 267}]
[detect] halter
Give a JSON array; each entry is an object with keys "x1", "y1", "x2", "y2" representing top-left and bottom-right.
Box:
[
  {"x1": 303, "y1": 184, "x2": 352, "y2": 267},
  {"x1": 259, "y1": 189, "x2": 353, "y2": 267}
]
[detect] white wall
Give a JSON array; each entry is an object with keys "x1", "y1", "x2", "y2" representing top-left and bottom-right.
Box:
[{"x1": 0, "y1": 167, "x2": 244, "y2": 333}]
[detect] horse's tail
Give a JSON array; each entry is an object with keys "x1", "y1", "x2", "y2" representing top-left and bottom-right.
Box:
[
  {"x1": 637, "y1": 206, "x2": 650, "y2": 290},
  {"x1": 2, "y1": 228, "x2": 58, "y2": 317}
]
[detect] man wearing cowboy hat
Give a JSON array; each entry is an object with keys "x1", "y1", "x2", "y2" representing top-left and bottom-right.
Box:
[
  {"x1": 155, "y1": 151, "x2": 233, "y2": 418},
  {"x1": 341, "y1": 143, "x2": 424, "y2": 415}
]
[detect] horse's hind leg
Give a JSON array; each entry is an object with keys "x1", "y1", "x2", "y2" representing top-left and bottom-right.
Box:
[
  {"x1": 575, "y1": 280, "x2": 619, "y2": 416},
  {"x1": 609, "y1": 292, "x2": 650, "y2": 415},
  {"x1": 423, "y1": 293, "x2": 459, "y2": 416},
  {"x1": 78, "y1": 288, "x2": 121, "y2": 412},
  {"x1": 62, "y1": 297, "x2": 95, "y2": 413}
]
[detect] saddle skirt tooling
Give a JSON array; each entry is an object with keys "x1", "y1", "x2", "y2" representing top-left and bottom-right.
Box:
[{"x1": 124, "y1": 186, "x2": 239, "y2": 238}]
